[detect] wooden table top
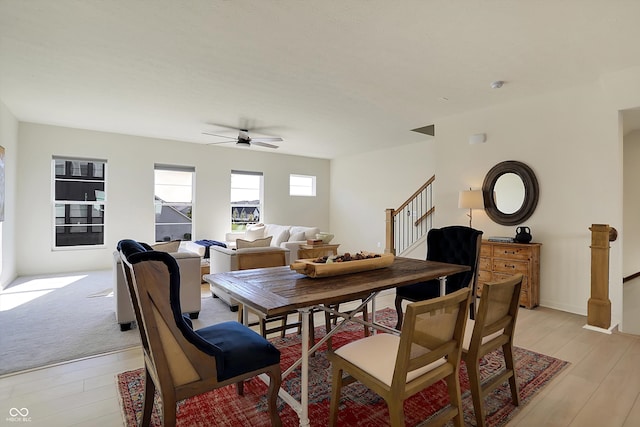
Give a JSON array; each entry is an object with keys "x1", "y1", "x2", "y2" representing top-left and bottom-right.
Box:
[{"x1": 204, "y1": 257, "x2": 470, "y2": 317}]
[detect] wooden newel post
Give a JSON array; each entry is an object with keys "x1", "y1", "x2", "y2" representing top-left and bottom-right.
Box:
[
  {"x1": 587, "y1": 224, "x2": 617, "y2": 329},
  {"x1": 385, "y1": 208, "x2": 395, "y2": 255}
]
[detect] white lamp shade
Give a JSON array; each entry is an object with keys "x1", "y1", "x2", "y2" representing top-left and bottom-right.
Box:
[{"x1": 458, "y1": 190, "x2": 484, "y2": 209}]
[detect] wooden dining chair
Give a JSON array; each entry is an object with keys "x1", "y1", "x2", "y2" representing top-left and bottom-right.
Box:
[
  {"x1": 462, "y1": 273, "x2": 523, "y2": 427},
  {"x1": 328, "y1": 287, "x2": 471, "y2": 427},
  {"x1": 234, "y1": 249, "x2": 314, "y2": 341},
  {"x1": 117, "y1": 239, "x2": 282, "y2": 427},
  {"x1": 395, "y1": 225, "x2": 483, "y2": 329}
]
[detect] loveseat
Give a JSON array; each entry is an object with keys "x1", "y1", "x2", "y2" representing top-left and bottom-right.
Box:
[
  {"x1": 225, "y1": 223, "x2": 320, "y2": 259},
  {"x1": 113, "y1": 241, "x2": 202, "y2": 331}
]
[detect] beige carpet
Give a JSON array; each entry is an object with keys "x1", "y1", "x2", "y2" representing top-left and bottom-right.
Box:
[{"x1": 0, "y1": 270, "x2": 238, "y2": 376}]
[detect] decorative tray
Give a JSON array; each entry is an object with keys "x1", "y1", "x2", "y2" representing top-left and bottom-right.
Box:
[{"x1": 290, "y1": 252, "x2": 395, "y2": 278}]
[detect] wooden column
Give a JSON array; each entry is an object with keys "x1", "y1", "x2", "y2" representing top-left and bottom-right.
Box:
[
  {"x1": 385, "y1": 208, "x2": 395, "y2": 255},
  {"x1": 587, "y1": 224, "x2": 617, "y2": 329}
]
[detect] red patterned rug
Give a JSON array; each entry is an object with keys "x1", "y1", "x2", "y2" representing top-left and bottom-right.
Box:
[{"x1": 116, "y1": 308, "x2": 568, "y2": 426}]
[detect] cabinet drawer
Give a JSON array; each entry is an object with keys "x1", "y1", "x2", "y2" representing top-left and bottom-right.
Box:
[
  {"x1": 492, "y1": 259, "x2": 529, "y2": 274},
  {"x1": 492, "y1": 244, "x2": 533, "y2": 261},
  {"x1": 480, "y1": 244, "x2": 492, "y2": 257},
  {"x1": 478, "y1": 269, "x2": 492, "y2": 283},
  {"x1": 479, "y1": 256, "x2": 491, "y2": 271}
]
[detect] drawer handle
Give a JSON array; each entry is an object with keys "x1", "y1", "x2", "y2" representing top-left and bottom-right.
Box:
[
  {"x1": 504, "y1": 250, "x2": 517, "y2": 255},
  {"x1": 504, "y1": 264, "x2": 516, "y2": 269}
]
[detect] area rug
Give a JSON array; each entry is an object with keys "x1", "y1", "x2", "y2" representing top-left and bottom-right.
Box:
[
  {"x1": 116, "y1": 309, "x2": 569, "y2": 426},
  {"x1": 0, "y1": 270, "x2": 238, "y2": 376}
]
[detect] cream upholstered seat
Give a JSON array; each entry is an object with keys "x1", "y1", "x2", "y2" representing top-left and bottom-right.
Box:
[
  {"x1": 462, "y1": 274, "x2": 523, "y2": 427},
  {"x1": 117, "y1": 239, "x2": 282, "y2": 427},
  {"x1": 328, "y1": 288, "x2": 471, "y2": 427}
]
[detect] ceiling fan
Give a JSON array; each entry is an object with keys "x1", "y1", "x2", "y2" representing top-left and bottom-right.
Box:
[{"x1": 202, "y1": 128, "x2": 283, "y2": 149}]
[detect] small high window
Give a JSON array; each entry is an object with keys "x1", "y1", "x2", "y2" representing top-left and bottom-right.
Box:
[{"x1": 290, "y1": 174, "x2": 316, "y2": 196}]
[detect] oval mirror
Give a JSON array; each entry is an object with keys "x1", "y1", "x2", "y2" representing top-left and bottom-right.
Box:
[
  {"x1": 494, "y1": 173, "x2": 525, "y2": 214},
  {"x1": 482, "y1": 161, "x2": 539, "y2": 226}
]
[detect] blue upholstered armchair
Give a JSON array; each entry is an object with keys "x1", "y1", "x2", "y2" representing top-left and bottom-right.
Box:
[{"x1": 117, "y1": 239, "x2": 282, "y2": 426}]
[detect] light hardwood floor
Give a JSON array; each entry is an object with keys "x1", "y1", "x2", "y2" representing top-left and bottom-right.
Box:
[{"x1": 2, "y1": 289, "x2": 640, "y2": 427}]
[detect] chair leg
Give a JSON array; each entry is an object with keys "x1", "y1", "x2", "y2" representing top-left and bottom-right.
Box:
[
  {"x1": 394, "y1": 295, "x2": 404, "y2": 330},
  {"x1": 236, "y1": 380, "x2": 244, "y2": 396},
  {"x1": 142, "y1": 368, "x2": 155, "y2": 427},
  {"x1": 266, "y1": 367, "x2": 283, "y2": 427},
  {"x1": 236, "y1": 304, "x2": 243, "y2": 323},
  {"x1": 387, "y1": 399, "x2": 405, "y2": 427},
  {"x1": 503, "y1": 343, "x2": 521, "y2": 406},
  {"x1": 325, "y1": 305, "x2": 336, "y2": 351},
  {"x1": 329, "y1": 365, "x2": 344, "y2": 427},
  {"x1": 445, "y1": 370, "x2": 464, "y2": 427},
  {"x1": 161, "y1": 392, "x2": 177, "y2": 427},
  {"x1": 466, "y1": 358, "x2": 486, "y2": 427}
]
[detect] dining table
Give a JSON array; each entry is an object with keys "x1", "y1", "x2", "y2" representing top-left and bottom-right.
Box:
[{"x1": 204, "y1": 256, "x2": 470, "y2": 427}]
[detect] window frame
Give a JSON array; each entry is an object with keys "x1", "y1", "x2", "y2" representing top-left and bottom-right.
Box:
[
  {"x1": 154, "y1": 164, "x2": 195, "y2": 242},
  {"x1": 290, "y1": 174, "x2": 316, "y2": 197},
  {"x1": 52, "y1": 156, "x2": 107, "y2": 249},
  {"x1": 231, "y1": 170, "x2": 264, "y2": 231}
]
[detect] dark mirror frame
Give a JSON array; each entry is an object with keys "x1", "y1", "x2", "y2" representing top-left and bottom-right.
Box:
[{"x1": 482, "y1": 160, "x2": 539, "y2": 226}]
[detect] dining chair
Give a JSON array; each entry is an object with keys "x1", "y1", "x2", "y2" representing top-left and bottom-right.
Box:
[
  {"x1": 117, "y1": 239, "x2": 282, "y2": 427},
  {"x1": 234, "y1": 249, "x2": 315, "y2": 343},
  {"x1": 462, "y1": 273, "x2": 523, "y2": 427},
  {"x1": 395, "y1": 225, "x2": 483, "y2": 329},
  {"x1": 328, "y1": 287, "x2": 471, "y2": 427}
]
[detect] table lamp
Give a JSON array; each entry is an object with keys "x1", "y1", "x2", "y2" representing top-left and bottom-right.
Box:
[{"x1": 458, "y1": 189, "x2": 484, "y2": 228}]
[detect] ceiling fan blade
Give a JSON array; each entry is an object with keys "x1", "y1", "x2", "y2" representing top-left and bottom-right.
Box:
[
  {"x1": 251, "y1": 141, "x2": 279, "y2": 149},
  {"x1": 251, "y1": 137, "x2": 283, "y2": 143},
  {"x1": 202, "y1": 131, "x2": 235, "y2": 139},
  {"x1": 207, "y1": 141, "x2": 234, "y2": 145}
]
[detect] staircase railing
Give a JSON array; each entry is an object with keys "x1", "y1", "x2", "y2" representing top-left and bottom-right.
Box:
[{"x1": 385, "y1": 175, "x2": 435, "y2": 255}]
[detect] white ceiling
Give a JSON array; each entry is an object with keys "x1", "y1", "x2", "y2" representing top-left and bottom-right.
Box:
[{"x1": 3, "y1": 1, "x2": 640, "y2": 159}]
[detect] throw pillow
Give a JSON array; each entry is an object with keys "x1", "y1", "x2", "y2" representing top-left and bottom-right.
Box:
[
  {"x1": 271, "y1": 229, "x2": 290, "y2": 247},
  {"x1": 245, "y1": 223, "x2": 265, "y2": 241},
  {"x1": 151, "y1": 240, "x2": 181, "y2": 253},
  {"x1": 288, "y1": 231, "x2": 306, "y2": 242},
  {"x1": 236, "y1": 236, "x2": 273, "y2": 249}
]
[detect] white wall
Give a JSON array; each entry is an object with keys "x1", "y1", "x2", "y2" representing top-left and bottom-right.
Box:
[
  {"x1": 0, "y1": 101, "x2": 18, "y2": 289},
  {"x1": 330, "y1": 141, "x2": 436, "y2": 256},
  {"x1": 330, "y1": 82, "x2": 624, "y2": 327},
  {"x1": 434, "y1": 82, "x2": 622, "y2": 321},
  {"x1": 16, "y1": 123, "x2": 330, "y2": 275},
  {"x1": 623, "y1": 129, "x2": 640, "y2": 333}
]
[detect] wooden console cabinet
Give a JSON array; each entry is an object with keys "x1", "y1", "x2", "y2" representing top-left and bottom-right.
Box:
[{"x1": 478, "y1": 240, "x2": 541, "y2": 309}]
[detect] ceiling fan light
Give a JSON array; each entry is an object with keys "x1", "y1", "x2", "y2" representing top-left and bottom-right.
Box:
[{"x1": 236, "y1": 140, "x2": 251, "y2": 147}]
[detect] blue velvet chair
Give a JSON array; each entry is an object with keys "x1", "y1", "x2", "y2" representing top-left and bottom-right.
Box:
[
  {"x1": 394, "y1": 226, "x2": 483, "y2": 329},
  {"x1": 117, "y1": 239, "x2": 282, "y2": 427}
]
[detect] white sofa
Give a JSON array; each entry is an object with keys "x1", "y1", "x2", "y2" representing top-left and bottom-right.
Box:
[
  {"x1": 113, "y1": 246, "x2": 202, "y2": 331},
  {"x1": 225, "y1": 223, "x2": 320, "y2": 259}
]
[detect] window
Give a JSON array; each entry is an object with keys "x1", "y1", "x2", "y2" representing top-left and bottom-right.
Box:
[
  {"x1": 231, "y1": 170, "x2": 263, "y2": 231},
  {"x1": 154, "y1": 165, "x2": 194, "y2": 242},
  {"x1": 290, "y1": 174, "x2": 316, "y2": 196},
  {"x1": 53, "y1": 157, "x2": 106, "y2": 247}
]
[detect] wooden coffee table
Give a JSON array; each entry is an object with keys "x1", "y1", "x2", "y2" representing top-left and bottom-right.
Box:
[{"x1": 297, "y1": 243, "x2": 340, "y2": 259}]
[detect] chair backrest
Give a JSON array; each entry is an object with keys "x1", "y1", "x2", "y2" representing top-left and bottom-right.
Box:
[
  {"x1": 236, "y1": 248, "x2": 287, "y2": 270},
  {"x1": 426, "y1": 226, "x2": 483, "y2": 294},
  {"x1": 117, "y1": 239, "x2": 220, "y2": 390},
  {"x1": 392, "y1": 287, "x2": 471, "y2": 389},
  {"x1": 467, "y1": 274, "x2": 523, "y2": 356}
]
